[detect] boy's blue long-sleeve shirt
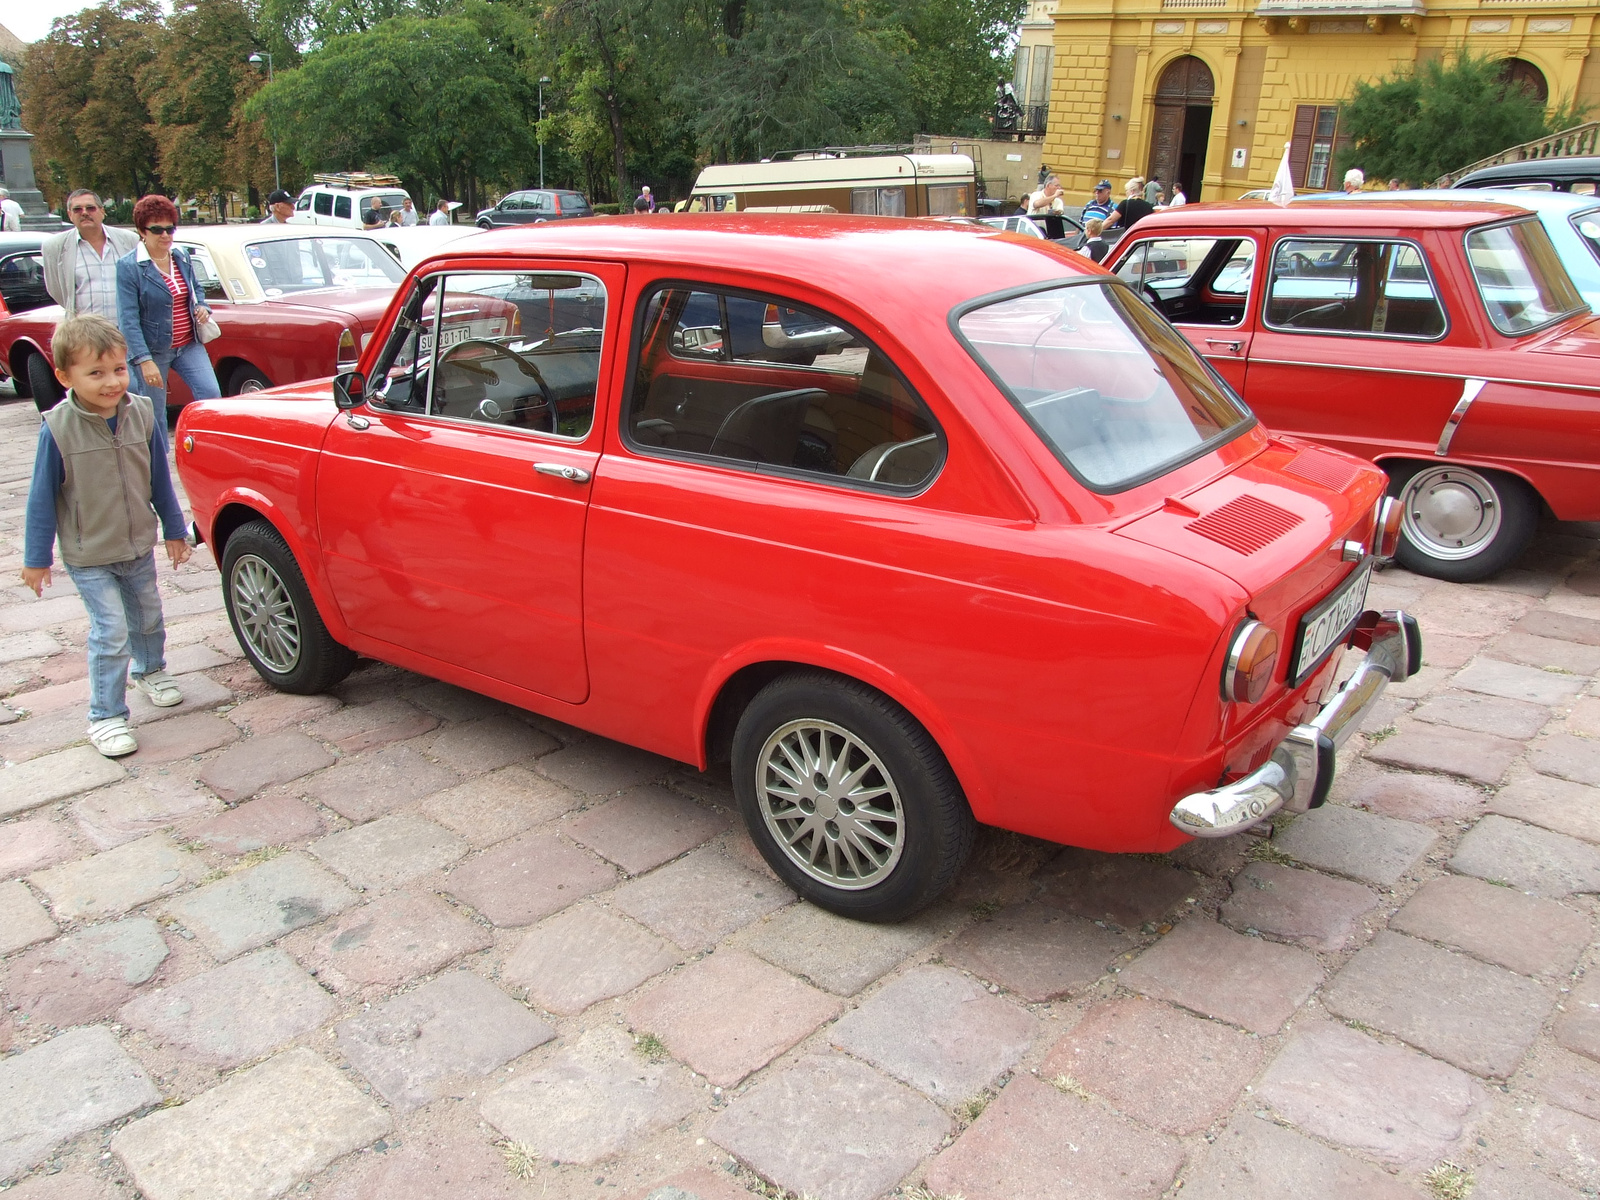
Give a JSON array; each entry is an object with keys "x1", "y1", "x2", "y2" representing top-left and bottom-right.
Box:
[{"x1": 23, "y1": 410, "x2": 188, "y2": 569}]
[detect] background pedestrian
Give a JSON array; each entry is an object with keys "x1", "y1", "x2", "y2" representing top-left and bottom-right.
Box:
[
  {"x1": 42, "y1": 189, "x2": 139, "y2": 320},
  {"x1": 259, "y1": 189, "x2": 294, "y2": 224},
  {"x1": 0, "y1": 186, "x2": 21, "y2": 231},
  {"x1": 115, "y1": 195, "x2": 221, "y2": 412},
  {"x1": 1083, "y1": 180, "x2": 1115, "y2": 223},
  {"x1": 1104, "y1": 177, "x2": 1155, "y2": 236},
  {"x1": 401, "y1": 197, "x2": 418, "y2": 226},
  {"x1": 429, "y1": 199, "x2": 451, "y2": 226}
]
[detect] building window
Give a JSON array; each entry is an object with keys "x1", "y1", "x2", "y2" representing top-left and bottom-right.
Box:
[
  {"x1": 1290, "y1": 105, "x2": 1348, "y2": 190},
  {"x1": 1013, "y1": 46, "x2": 1031, "y2": 92},
  {"x1": 851, "y1": 188, "x2": 906, "y2": 216}
]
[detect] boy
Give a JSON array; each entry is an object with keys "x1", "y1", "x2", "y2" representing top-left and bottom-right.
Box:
[{"x1": 20, "y1": 314, "x2": 191, "y2": 757}]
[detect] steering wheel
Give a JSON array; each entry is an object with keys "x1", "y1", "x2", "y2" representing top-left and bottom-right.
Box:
[
  {"x1": 438, "y1": 339, "x2": 556, "y2": 431},
  {"x1": 1140, "y1": 282, "x2": 1165, "y2": 308},
  {"x1": 1283, "y1": 301, "x2": 1347, "y2": 327},
  {"x1": 1287, "y1": 252, "x2": 1315, "y2": 275}
]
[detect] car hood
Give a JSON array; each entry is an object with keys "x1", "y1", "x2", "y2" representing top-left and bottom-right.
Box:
[
  {"x1": 1528, "y1": 312, "x2": 1600, "y2": 359},
  {"x1": 265, "y1": 288, "x2": 395, "y2": 331}
]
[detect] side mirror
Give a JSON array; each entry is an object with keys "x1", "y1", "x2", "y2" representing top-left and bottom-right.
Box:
[{"x1": 333, "y1": 371, "x2": 365, "y2": 410}]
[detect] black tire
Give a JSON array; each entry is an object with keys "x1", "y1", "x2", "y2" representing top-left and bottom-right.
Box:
[
  {"x1": 1385, "y1": 461, "x2": 1539, "y2": 583},
  {"x1": 27, "y1": 353, "x2": 63, "y2": 414},
  {"x1": 228, "y1": 363, "x2": 272, "y2": 395},
  {"x1": 220, "y1": 519, "x2": 356, "y2": 694},
  {"x1": 731, "y1": 670, "x2": 975, "y2": 921},
  {"x1": 477, "y1": 218, "x2": 493, "y2": 230}
]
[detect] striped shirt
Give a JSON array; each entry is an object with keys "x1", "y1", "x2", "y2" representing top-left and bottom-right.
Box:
[
  {"x1": 163, "y1": 265, "x2": 193, "y2": 348},
  {"x1": 73, "y1": 234, "x2": 122, "y2": 319}
]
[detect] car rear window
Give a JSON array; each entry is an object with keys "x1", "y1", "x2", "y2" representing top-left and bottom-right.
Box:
[
  {"x1": 1465, "y1": 218, "x2": 1586, "y2": 335},
  {"x1": 245, "y1": 237, "x2": 405, "y2": 295},
  {"x1": 955, "y1": 280, "x2": 1252, "y2": 492}
]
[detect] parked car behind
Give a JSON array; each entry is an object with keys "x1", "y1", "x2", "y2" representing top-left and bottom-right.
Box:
[
  {"x1": 0, "y1": 233, "x2": 49, "y2": 317},
  {"x1": 1, "y1": 225, "x2": 406, "y2": 410},
  {"x1": 290, "y1": 173, "x2": 413, "y2": 230},
  {"x1": 372, "y1": 224, "x2": 486, "y2": 269},
  {"x1": 475, "y1": 190, "x2": 593, "y2": 229},
  {"x1": 175, "y1": 215, "x2": 1417, "y2": 919},
  {"x1": 1454, "y1": 156, "x2": 1600, "y2": 194},
  {"x1": 1105, "y1": 199, "x2": 1600, "y2": 580}
]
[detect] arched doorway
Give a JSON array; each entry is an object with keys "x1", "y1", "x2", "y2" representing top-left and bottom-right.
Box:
[
  {"x1": 1498, "y1": 58, "x2": 1549, "y2": 106},
  {"x1": 1148, "y1": 56, "x2": 1214, "y2": 203}
]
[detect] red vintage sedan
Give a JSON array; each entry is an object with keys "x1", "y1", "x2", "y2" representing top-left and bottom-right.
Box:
[
  {"x1": 0, "y1": 224, "x2": 405, "y2": 411},
  {"x1": 176, "y1": 217, "x2": 1419, "y2": 919},
  {"x1": 1105, "y1": 200, "x2": 1600, "y2": 581}
]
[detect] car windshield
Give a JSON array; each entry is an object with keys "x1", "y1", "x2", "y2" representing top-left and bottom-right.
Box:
[
  {"x1": 1464, "y1": 219, "x2": 1586, "y2": 335},
  {"x1": 956, "y1": 281, "x2": 1253, "y2": 491},
  {"x1": 244, "y1": 237, "x2": 405, "y2": 295}
]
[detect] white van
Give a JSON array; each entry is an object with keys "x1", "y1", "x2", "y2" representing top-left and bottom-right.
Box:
[
  {"x1": 688, "y1": 151, "x2": 976, "y2": 218},
  {"x1": 290, "y1": 173, "x2": 414, "y2": 229}
]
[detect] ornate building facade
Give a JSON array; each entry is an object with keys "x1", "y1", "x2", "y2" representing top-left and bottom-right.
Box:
[{"x1": 1038, "y1": 0, "x2": 1600, "y2": 200}]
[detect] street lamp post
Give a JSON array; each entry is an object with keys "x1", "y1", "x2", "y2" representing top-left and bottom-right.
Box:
[
  {"x1": 538, "y1": 76, "x2": 551, "y2": 189},
  {"x1": 248, "y1": 52, "x2": 280, "y2": 194}
]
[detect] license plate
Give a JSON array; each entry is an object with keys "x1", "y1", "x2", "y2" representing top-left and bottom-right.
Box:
[
  {"x1": 417, "y1": 325, "x2": 472, "y2": 356},
  {"x1": 1290, "y1": 560, "x2": 1372, "y2": 684}
]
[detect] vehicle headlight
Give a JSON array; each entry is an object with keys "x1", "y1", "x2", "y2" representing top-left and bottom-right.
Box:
[{"x1": 1222, "y1": 619, "x2": 1279, "y2": 704}]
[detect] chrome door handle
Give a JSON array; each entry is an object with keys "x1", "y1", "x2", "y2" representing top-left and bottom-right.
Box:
[
  {"x1": 534, "y1": 462, "x2": 591, "y2": 483},
  {"x1": 1204, "y1": 338, "x2": 1243, "y2": 353}
]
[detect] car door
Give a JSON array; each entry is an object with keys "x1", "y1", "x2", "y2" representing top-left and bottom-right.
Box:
[
  {"x1": 1111, "y1": 234, "x2": 1260, "y2": 392},
  {"x1": 1242, "y1": 234, "x2": 1466, "y2": 461},
  {"x1": 316, "y1": 260, "x2": 625, "y2": 703}
]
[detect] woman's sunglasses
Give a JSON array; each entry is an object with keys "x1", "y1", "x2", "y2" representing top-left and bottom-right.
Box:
[{"x1": 143, "y1": 225, "x2": 177, "y2": 236}]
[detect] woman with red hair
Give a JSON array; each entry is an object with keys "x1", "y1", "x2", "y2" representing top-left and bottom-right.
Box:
[{"x1": 114, "y1": 195, "x2": 221, "y2": 410}]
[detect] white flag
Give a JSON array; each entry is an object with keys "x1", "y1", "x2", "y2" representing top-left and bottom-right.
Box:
[{"x1": 1267, "y1": 142, "x2": 1295, "y2": 207}]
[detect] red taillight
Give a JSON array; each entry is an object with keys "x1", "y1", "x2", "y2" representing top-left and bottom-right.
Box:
[
  {"x1": 764, "y1": 303, "x2": 780, "y2": 325},
  {"x1": 552, "y1": 194, "x2": 564, "y2": 215},
  {"x1": 336, "y1": 327, "x2": 358, "y2": 367},
  {"x1": 1375, "y1": 496, "x2": 1402, "y2": 561},
  {"x1": 1222, "y1": 620, "x2": 1280, "y2": 704}
]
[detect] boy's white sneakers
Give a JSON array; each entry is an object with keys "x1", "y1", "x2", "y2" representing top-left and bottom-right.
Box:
[
  {"x1": 89, "y1": 716, "x2": 138, "y2": 757},
  {"x1": 133, "y1": 671, "x2": 183, "y2": 708}
]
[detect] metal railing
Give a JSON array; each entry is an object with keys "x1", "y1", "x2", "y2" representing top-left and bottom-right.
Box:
[{"x1": 1435, "y1": 121, "x2": 1600, "y2": 186}]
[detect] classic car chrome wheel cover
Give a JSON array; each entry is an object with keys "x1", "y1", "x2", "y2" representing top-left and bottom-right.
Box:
[
  {"x1": 756, "y1": 719, "x2": 904, "y2": 890},
  {"x1": 230, "y1": 554, "x2": 301, "y2": 672},
  {"x1": 237, "y1": 377, "x2": 268, "y2": 393},
  {"x1": 1400, "y1": 466, "x2": 1502, "y2": 562}
]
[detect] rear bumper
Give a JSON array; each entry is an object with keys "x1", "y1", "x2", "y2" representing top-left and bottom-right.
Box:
[{"x1": 1169, "y1": 609, "x2": 1422, "y2": 838}]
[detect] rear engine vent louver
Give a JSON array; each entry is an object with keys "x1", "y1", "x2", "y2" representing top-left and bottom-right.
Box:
[
  {"x1": 1283, "y1": 453, "x2": 1361, "y2": 493},
  {"x1": 1188, "y1": 495, "x2": 1302, "y2": 554}
]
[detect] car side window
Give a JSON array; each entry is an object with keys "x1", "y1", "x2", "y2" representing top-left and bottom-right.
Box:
[
  {"x1": 295, "y1": 194, "x2": 312, "y2": 213},
  {"x1": 335, "y1": 196, "x2": 351, "y2": 220},
  {"x1": 1265, "y1": 238, "x2": 1446, "y2": 338},
  {"x1": 1116, "y1": 237, "x2": 1256, "y2": 326},
  {"x1": 627, "y1": 285, "x2": 944, "y2": 489},
  {"x1": 178, "y1": 244, "x2": 228, "y2": 302},
  {"x1": 313, "y1": 192, "x2": 332, "y2": 217},
  {"x1": 0, "y1": 253, "x2": 49, "y2": 313}
]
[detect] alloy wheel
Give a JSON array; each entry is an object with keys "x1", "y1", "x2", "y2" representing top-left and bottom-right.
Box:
[{"x1": 229, "y1": 553, "x2": 301, "y2": 672}]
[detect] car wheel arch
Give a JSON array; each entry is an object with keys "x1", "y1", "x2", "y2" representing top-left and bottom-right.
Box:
[
  {"x1": 1375, "y1": 453, "x2": 1549, "y2": 516},
  {"x1": 206, "y1": 496, "x2": 350, "y2": 638},
  {"x1": 9, "y1": 339, "x2": 48, "y2": 397}
]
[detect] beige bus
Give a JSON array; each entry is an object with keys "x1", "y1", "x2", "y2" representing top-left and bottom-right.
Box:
[{"x1": 686, "y1": 152, "x2": 976, "y2": 218}]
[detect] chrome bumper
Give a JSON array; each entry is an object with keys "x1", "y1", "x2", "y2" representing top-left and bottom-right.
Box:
[{"x1": 1169, "y1": 609, "x2": 1422, "y2": 838}]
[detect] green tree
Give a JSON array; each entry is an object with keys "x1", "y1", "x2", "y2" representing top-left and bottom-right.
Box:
[
  {"x1": 877, "y1": 0, "x2": 1025, "y2": 137},
  {"x1": 1339, "y1": 51, "x2": 1585, "y2": 185}
]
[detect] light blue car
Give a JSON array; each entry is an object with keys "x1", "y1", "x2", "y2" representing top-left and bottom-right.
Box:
[{"x1": 1295, "y1": 188, "x2": 1600, "y2": 312}]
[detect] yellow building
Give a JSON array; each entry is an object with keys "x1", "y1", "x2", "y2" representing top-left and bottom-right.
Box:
[{"x1": 1039, "y1": 0, "x2": 1600, "y2": 201}]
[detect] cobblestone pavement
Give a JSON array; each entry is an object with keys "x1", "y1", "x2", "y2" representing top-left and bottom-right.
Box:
[{"x1": 2, "y1": 388, "x2": 1600, "y2": 1200}]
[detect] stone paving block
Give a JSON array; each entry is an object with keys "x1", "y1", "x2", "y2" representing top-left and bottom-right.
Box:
[
  {"x1": 0, "y1": 745, "x2": 124, "y2": 818},
  {"x1": 418, "y1": 765, "x2": 581, "y2": 849},
  {"x1": 1338, "y1": 767, "x2": 1487, "y2": 822},
  {"x1": 165, "y1": 642, "x2": 230, "y2": 674},
  {"x1": 126, "y1": 672, "x2": 233, "y2": 726},
  {"x1": 1522, "y1": 1046, "x2": 1600, "y2": 1121},
  {"x1": 565, "y1": 785, "x2": 731, "y2": 875},
  {"x1": 941, "y1": 903, "x2": 1129, "y2": 1001},
  {"x1": 1455, "y1": 656, "x2": 1587, "y2": 705},
  {"x1": 310, "y1": 813, "x2": 468, "y2": 891},
  {"x1": 444, "y1": 831, "x2": 616, "y2": 927},
  {"x1": 198, "y1": 730, "x2": 335, "y2": 804},
  {"x1": 1411, "y1": 586, "x2": 1530, "y2": 638},
  {"x1": 1037, "y1": 847, "x2": 1198, "y2": 928},
  {"x1": 712, "y1": 1054, "x2": 950, "y2": 1200},
  {"x1": 298, "y1": 743, "x2": 461, "y2": 823},
  {"x1": 481, "y1": 1026, "x2": 701, "y2": 1166},
  {"x1": 1, "y1": 1026, "x2": 162, "y2": 1182},
  {"x1": 1573, "y1": 695, "x2": 1600, "y2": 737},
  {"x1": 1181, "y1": 1114, "x2": 1424, "y2": 1200},
  {"x1": 923, "y1": 1072, "x2": 1183, "y2": 1200},
  {"x1": 1041, "y1": 997, "x2": 1265, "y2": 1136},
  {"x1": 119, "y1": 947, "x2": 337, "y2": 1068},
  {"x1": 304, "y1": 697, "x2": 438, "y2": 755},
  {"x1": 403, "y1": 680, "x2": 511, "y2": 723},
  {"x1": 0, "y1": 630, "x2": 61, "y2": 664},
  {"x1": 338, "y1": 971, "x2": 553, "y2": 1111},
  {"x1": 224, "y1": 691, "x2": 341, "y2": 734},
  {"x1": 1417, "y1": 631, "x2": 1478, "y2": 671},
  {"x1": 1219, "y1": 863, "x2": 1380, "y2": 952},
  {"x1": 1494, "y1": 631, "x2": 1600, "y2": 675},
  {"x1": 1554, "y1": 972, "x2": 1600, "y2": 1064},
  {"x1": 1365, "y1": 719, "x2": 1522, "y2": 785},
  {"x1": 186, "y1": 794, "x2": 326, "y2": 854},
  {"x1": 536, "y1": 739, "x2": 673, "y2": 796},
  {"x1": 1391, "y1": 874, "x2": 1590, "y2": 977},
  {"x1": 166, "y1": 851, "x2": 359, "y2": 960},
  {"x1": 113, "y1": 1047, "x2": 390, "y2": 1200},
  {"x1": 1452, "y1": 814, "x2": 1600, "y2": 897},
  {"x1": 1255, "y1": 1021, "x2": 1485, "y2": 1167},
  {"x1": 736, "y1": 901, "x2": 943, "y2": 996},
  {"x1": 1165, "y1": 835, "x2": 1250, "y2": 877},
  {"x1": 307, "y1": 1104, "x2": 524, "y2": 1200},
  {"x1": 502, "y1": 903, "x2": 678, "y2": 1014},
  {"x1": 0, "y1": 592, "x2": 93, "y2": 633},
  {"x1": 1120, "y1": 919, "x2": 1322, "y2": 1035},
  {"x1": 308, "y1": 889, "x2": 491, "y2": 992},
  {"x1": 72, "y1": 775, "x2": 223, "y2": 850},
  {"x1": 3, "y1": 916, "x2": 169, "y2": 1026},
  {"x1": 425, "y1": 714, "x2": 559, "y2": 775},
  {"x1": 627, "y1": 949, "x2": 842, "y2": 1086},
  {"x1": 29, "y1": 832, "x2": 204, "y2": 921},
  {"x1": 1470, "y1": 1161, "x2": 1584, "y2": 1200},
  {"x1": 124, "y1": 712, "x2": 241, "y2": 766},
  {"x1": 1274, "y1": 804, "x2": 1437, "y2": 886},
  {"x1": 0, "y1": 1171, "x2": 124, "y2": 1200},
  {"x1": 1413, "y1": 690, "x2": 1551, "y2": 739},
  {"x1": 623, "y1": 1168, "x2": 756, "y2": 1200},
  {"x1": 613, "y1": 846, "x2": 792, "y2": 950},
  {"x1": 0, "y1": 879, "x2": 56, "y2": 954},
  {"x1": 0, "y1": 816, "x2": 78, "y2": 880},
  {"x1": 1322, "y1": 931, "x2": 1553, "y2": 1078},
  {"x1": 1524, "y1": 1104, "x2": 1600, "y2": 1193},
  {"x1": 12, "y1": 678, "x2": 89, "y2": 715},
  {"x1": 1533, "y1": 734, "x2": 1600, "y2": 789},
  {"x1": 1520, "y1": 608, "x2": 1600, "y2": 646},
  {"x1": 1492, "y1": 772, "x2": 1600, "y2": 844},
  {"x1": 828, "y1": 965, "x2": 1036, "y2": 1102}
]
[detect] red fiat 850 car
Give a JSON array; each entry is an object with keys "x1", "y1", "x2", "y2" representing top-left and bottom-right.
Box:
[
  {"x1": 1106, "y1": 200, "x2": 1600, "y2": 581},
  {"x1": 176, "y1": 217, "x2": 1419, "y2": 919}
]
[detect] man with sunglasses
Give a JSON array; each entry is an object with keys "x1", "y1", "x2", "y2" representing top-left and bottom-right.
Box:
[{"x1": 42, "y1": 189, "x2": 139, "y2": 320}]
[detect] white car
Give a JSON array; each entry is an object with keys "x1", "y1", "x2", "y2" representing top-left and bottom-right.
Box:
[{"x1": 290, "y1": 174, "x2": 413, "y2": 230}]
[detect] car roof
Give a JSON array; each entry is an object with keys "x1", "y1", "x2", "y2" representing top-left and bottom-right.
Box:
[
  {"x1": 1458, "y1": 157, "x2": 1600, "y2": 185},
  {"x1": 1322, "y1": 188, "x2": 1600, "y2": 214},
  {"x1": 1127, "y1": 198, "x2": 1529, "y2": 232},
  {"x1": 0, "y1": 233, "x2": 45, "y2": 252},
  {"x1": 177, "y1": 225, "x2": 393, "y2": 246}
]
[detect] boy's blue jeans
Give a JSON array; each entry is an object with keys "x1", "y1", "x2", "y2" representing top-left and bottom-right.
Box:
[{"x1": 64, "y1": 552, "x2": 167, "y2": 722}]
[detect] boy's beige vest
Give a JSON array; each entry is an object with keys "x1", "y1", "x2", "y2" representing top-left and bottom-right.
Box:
[{"x1": 43, "y1": 392, "x2": 160, "y2": 568}]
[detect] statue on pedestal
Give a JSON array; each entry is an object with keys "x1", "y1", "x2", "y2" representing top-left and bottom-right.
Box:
[
  {"x1": 0, "y1": 59, "x2": 22, "y2": 130},
  {"x1": 0, "y1": 55, "x2": 64, "y2": 230}
]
